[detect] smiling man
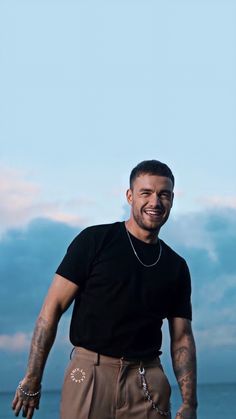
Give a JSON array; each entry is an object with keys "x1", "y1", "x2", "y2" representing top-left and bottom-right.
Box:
[{"x1": 12, "y1": 160, "x2": 197, "y2": 419}]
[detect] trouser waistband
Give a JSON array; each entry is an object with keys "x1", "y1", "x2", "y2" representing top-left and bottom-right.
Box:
[{"x1": 72, "y1": 346, "x2": 161, "y2": 368}]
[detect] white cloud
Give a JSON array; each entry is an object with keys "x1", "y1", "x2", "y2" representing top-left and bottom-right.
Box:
[
  {"x1": 196, "y1": 325, "x2": 236, "y2": 348},
  {"x1": 162, "y1": 213, "x2": 218, "y2": 261},
  {"x1": 0, "y1": 332, "x2": 31, "y2": 351},
  {"x1": 199, "y1": 274, "x2": 236, "y2": 304},
  {"x1": 0, "y1": 317, "x2": 71, "y2": 353},
  {"x1": 199, "y1": 195, "x2": 236, "y2": 209},
  {"x1": 0, "y1": 166, "x2": 39, "y2": 226},
  {"x1": 0, "y1": 165, "x2": 87, "y2": 235}
]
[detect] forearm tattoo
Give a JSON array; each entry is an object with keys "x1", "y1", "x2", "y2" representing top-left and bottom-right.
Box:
[
  {"x1": 26, "y1": 316, "x2": 58, "y2": 384},
  {"x1": 172, "y1": 332, "x2": 197, "y2": 408}
]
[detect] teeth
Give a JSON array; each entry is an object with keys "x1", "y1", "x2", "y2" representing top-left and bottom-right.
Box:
[{"x1": 145, "y1": 210, "x2": 160, "y2": 215}]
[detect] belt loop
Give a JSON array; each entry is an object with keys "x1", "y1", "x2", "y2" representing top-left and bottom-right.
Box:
[
  {"x1": 70, "y1": 347, "x2": 75, "y2": 360},
  {"x1": 95, "y1": 352, "x2": 100, "y2": 366}
]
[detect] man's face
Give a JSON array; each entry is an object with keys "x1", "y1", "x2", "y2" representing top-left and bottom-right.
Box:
[{"x1": 126, "y1": 174, "x2": 174, "y2": 233}]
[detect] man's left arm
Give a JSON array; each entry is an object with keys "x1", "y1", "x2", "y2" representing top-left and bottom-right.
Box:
[{"x1": 168, "y1": 317, "x2": 198, "y2": 419}]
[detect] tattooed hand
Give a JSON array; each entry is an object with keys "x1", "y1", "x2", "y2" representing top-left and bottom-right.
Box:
[
  {"x1": 11, "y1": 277, "x2": 78, "y2": 418},
  {"x1": 11, "y1": 316, "x2": 56, "y2": 418},
  {"x1": 12, "y1": 379, "x2": 41, "y2": 419},
  {"x1": 176, "y1": 403, "x2": 197, "y2": 419}
]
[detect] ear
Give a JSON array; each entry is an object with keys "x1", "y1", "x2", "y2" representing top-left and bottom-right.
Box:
[
  {"x1": 126, "y1": 188, "x2": 133, "y2": 205},
  {"x1": 171, "y1": 192, "x2": 174, "y2": 208}
]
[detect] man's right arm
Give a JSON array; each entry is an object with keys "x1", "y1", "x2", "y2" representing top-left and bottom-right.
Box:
[{"x1": 12, "y1": 274, "x2": 79, "y2": 419}]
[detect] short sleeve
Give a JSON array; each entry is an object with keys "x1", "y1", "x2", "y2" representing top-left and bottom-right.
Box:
[
  {"x1": 167, "y1": 259, "x2": 192, "y2": 320},
  {"x1": 56, "y1": 228, "x2": 95, "y2": 286}
]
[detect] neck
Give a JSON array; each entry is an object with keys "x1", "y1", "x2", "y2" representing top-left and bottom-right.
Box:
[{"x1": 125, "y1": 220, "x2": 159, "y2": 244}]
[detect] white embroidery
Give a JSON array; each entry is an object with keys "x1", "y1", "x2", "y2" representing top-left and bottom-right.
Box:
[{"x1": 70, "y1": 368, "x2": 86, "y2": 383}]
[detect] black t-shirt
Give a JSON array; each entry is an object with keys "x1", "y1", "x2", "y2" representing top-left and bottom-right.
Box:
[{"x1": 56, "y1": 221, "x2": 192, "y2": 359}]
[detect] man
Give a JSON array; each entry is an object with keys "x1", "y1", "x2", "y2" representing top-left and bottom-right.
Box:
[{"x1": 12, "y1": 160, "x2": 197, "y2": 419}]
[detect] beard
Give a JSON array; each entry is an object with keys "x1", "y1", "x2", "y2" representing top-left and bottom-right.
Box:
[{"x1": 132, "y1": 207, "x2": 170, "y2": 233}]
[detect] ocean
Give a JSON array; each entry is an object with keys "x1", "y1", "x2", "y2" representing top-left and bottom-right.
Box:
[{"x1": 1, "y1": 383, "x2": 236, "y2": 418}]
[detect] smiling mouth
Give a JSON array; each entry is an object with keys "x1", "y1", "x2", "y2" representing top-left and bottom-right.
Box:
[{"x1": 144, "y1": 209, "x2": 163, "y2": 217}]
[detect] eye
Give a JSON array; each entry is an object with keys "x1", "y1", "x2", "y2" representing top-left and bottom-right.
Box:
[{"x1": 159, "y1": 192, "x2": 171, "y2": 199}]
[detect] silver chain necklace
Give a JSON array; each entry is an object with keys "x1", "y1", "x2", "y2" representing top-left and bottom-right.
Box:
[{"x1": 125, "y1": 227, "x2": 162, "y2": 267}]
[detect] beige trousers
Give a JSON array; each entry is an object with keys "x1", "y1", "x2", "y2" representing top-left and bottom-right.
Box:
[{"x1": 60, "y1": 346, "x2": 171, "y2": 419}]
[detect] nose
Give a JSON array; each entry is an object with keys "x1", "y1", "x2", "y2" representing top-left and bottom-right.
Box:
[{"x1": 150, "y1": 194, "x2": 162, "y2": 207}]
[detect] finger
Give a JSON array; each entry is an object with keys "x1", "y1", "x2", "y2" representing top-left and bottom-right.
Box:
[
  {"x1": 14, "y1": 399, "x2": 23, "y2": 416},
  {"x1": 22, "y1": 404, "x2": 28, "y2": 418},
  {"x1": 26, "y1": 406, "x2": 35, "y2": 419},
  {"x1": 21, "y1": 399, "x2": 37, "y2": 419},
  {"x1": 12, "y1": 392, "x2": 19, "y2": 409},
  {"x1": 34, "y1": 400, "x2": 40, "y2": 410}
]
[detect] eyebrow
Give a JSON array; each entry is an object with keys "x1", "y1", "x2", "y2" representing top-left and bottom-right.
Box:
[
  {"x1": 139, "y1": 188, "x2": 153, "y2": 192},
  {"x1": 139, "y1": 188, "x2": 172, "y2": 193}
]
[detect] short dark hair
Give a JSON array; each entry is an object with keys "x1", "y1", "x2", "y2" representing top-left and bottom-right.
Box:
[{"x1": 129, "y1": 160, "x2": 175, "y2": 189}]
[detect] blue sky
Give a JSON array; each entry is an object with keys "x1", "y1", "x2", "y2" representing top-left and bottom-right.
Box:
[{"x1": 0, "y1": 0, "x2": 236, "y2": 390}]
